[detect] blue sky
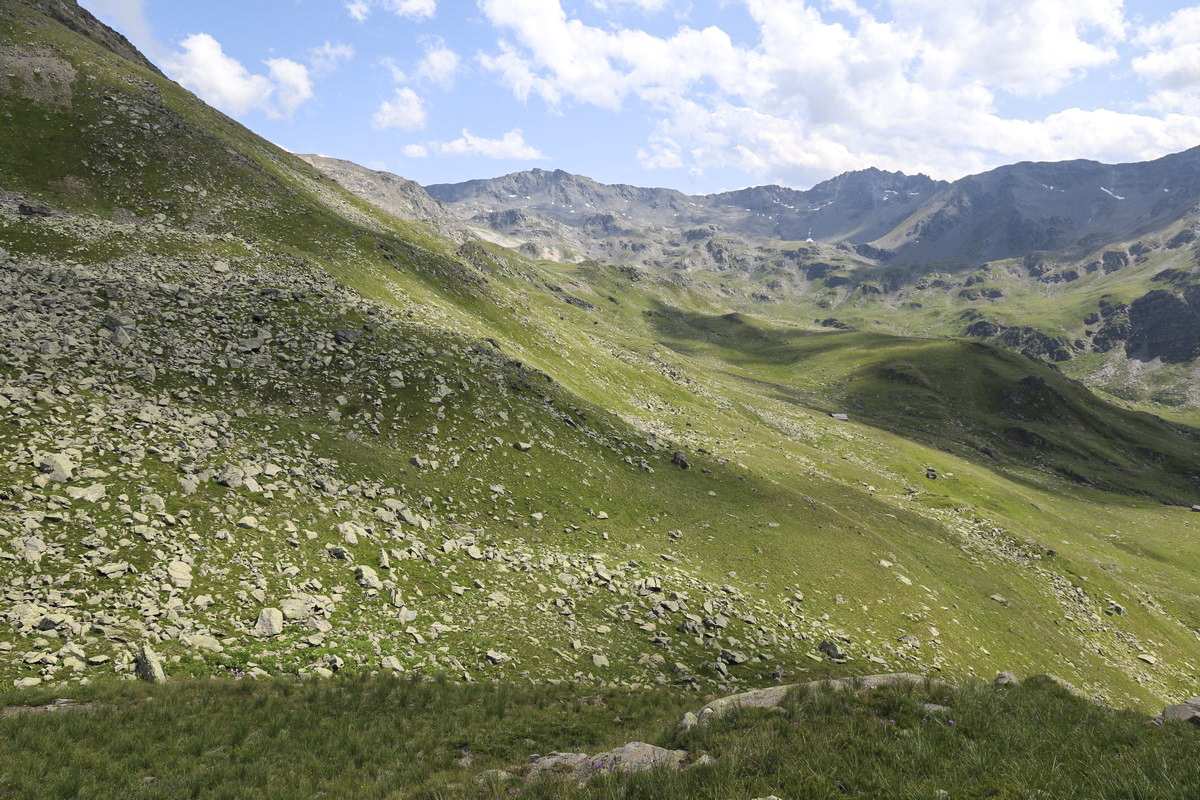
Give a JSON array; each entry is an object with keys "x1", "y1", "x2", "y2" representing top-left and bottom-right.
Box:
[{"x1": 81, "y1": 0, "x2": 1200, "y2": 193}]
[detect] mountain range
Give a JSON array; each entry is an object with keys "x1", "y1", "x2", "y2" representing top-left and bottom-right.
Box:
[{"x1": 414, "y1": 153, "x2": 1200, "y2": 407}]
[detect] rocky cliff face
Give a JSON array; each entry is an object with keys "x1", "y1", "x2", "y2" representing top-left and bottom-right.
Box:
[
  {"x1": 1125, "y1": 289, "x2": 1200, "y2": 363},
  {"x1": 19, "y1": 0, "x2": 163, "y2": 77}
]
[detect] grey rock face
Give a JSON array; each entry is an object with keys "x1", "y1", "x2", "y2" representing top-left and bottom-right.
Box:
[
  {"x1": 253, "y1": 608, "x2": 285, "y2": 637},
  {"x1": 134, "y1": 643, "x2": 166, "y2": 683},
  {"x1": 167, "y1": 560, "x2": 192, "y2": 589},
  {"x1": 36, "y1": 452, "x2": 75, "y2": 482},
  {"x1": 1161, "y1": 704, "x2": 1200, "y2": 725},
  {"x1": 993, "y1": 671, "x2": 1020, "y2": 687},
  {"x1": 527, "y1": 742, "x2": 689, "y2": 785}
]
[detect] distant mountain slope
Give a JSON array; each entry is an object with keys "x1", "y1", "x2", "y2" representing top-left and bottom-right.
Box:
[
  {"x1": 877, "y1": 148, "x2": 1200, "y2": 265},
  {"x1": 709, "y1": 169, "x2": 945, "y2": 242},
  {"x1": 426, "y1": 150, "x2": 1200, "y2": 268},
  {"x1": 298, "y1": 154, "x2": 470, "y2": 244}
]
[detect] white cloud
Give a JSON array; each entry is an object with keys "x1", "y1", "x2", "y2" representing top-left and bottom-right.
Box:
[
  {"x1": 310, "y1": 41, "x2": 355, "y2": 76},
  {"x1": 346, "y1": 0, "x2": 437, "y2": 21},
  {"x1": 591, "y1": 0, "x2": 671, "y2": 11},
  {"x1": 163, "y1": 34, "x2": 316, "y2": 120},
  {"x1": 403, "y1": 143, "x2": 429, "y2": 158},
  {"x1": 165, "y1": 34, "x2": 274, "y2": 115},
  {"x1": 889, "y1": 0, "x2": 1125, "y2": 96},
  {"x1": 1132, "y1": 6, "x2": 1200, "y2": 116},
  {"x1": 385, "y1": 43, "x2": 462, "y2": 88},
  {"x1": 266, "y1": 58, "x2": 313, "y2": 116},
  {"x1": 417, "y1": 43, "x2": 460, "y2": 89},
  {"x1": 428, "y1": 128, "x2": 547, "y2": 159},
  {"x1": 476, "y1": 0, "x2": 1198, "y2": 185},
  {"x1": 373, "y1": 87, "x2": 427, "y2": 130}
]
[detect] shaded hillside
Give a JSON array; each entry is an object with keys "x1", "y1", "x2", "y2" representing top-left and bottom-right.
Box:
[{"x1": 877, "y1": 148, "x2": 1200, "y2": 265}]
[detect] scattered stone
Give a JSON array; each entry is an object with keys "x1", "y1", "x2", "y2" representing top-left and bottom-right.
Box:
[
  {"x1": 830, "y1": 413, "x2": 849, "y2": 421},
  {"x1": 994, "y1": 671, "x2": 1020, "y2": 687},
  {"x1": 36, "y1": 452, "x2": 75, "y2": 482},
  {"x1": 167, "y1": 560, "x2": 193, "y2": 589},
  {"x1": 253, "y1": 608, "x2": 285, "y2": 637},
  {"x1": 527, "y1": 743, "x2": 689, "y2": 785},
  {"x1": 475, "y1": 769, "x2": 512, "y2": 785},
  {"x1": 514, "y1": 441, "x2": 533, "y2": 452},
  {"x1": 66, "y1": 483, "x2": 106, "y2": 502},
  {"x1": 818, "y1": 640, "x2": 846, "y2": 661},
  {"x1": 356, "y1": 565, "x2": 382, "y2": 589},
  {"x1": 1161, "y1": 704, "x2": 1200, "y2": 725},
  {"x1": 684, "y1": 673, "x2": 934, "y2": 728},
  {"x1": 672, "y1": 451, "x2": 690, "y2": 469},
  {"x1": 134, "y1": 643, "x2": 166, "y2": 683}
]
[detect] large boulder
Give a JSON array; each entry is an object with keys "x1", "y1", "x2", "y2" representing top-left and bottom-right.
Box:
[
  {"x1": 527, "y1": 742, "x2": 689, "y2": 785},
  {"x1": 253, "y1": 607, "x2": 284, "y2": 637},
  {"x1": 134, "y1": 643, "x2": 166, "y2": 683}
]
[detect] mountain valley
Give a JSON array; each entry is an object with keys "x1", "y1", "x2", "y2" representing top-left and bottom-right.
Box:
[{"x1": 3, "y1": 1, "x2": 1200, "y2": 796}]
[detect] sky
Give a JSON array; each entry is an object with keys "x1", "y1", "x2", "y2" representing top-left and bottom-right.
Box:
[{"x1": 79, "y1": 0, "x2": 1200, "y2": 194}]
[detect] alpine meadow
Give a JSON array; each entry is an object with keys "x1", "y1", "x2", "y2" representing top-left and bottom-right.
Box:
[{"x1": 4, "y1": 2, "x2": 1200, "y2": 798}]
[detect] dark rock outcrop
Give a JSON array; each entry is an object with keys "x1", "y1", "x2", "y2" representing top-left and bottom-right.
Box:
[
  {"x1": 1125, "y1": 290, "x2": 1200, "y2": 363},
  {"x1": 965, "y1": 320, "x2": 1073, "y2": 362}
]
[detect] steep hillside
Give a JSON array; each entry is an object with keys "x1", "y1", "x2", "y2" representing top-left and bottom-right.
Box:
[
  {"x1": 297, "y1": 154, "x2": 470, "y2": 245},
  {"x1": 5, "y1": 0, "x2": 1200, "y2": 718}
]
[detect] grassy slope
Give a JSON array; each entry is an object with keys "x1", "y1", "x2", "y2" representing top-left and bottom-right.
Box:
[{"x1": 2, "y1": 0, "x2": 1200, "y2": 718}]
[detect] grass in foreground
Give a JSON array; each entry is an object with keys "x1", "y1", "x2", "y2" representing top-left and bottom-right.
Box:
[{"x1": 1, "y1": 675, "x2": 1197, "y2": 799}]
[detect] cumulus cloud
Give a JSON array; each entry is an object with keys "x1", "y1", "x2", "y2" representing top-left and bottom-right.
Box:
[
  {"x1": 476, "y1": 0, "x2": 1196, "y2": 185},
  {"x1": 403, "y1": 144, "x2": 430, "y2": 158},
  {"x1": 163, "y1": 34, "x2": 317, "y2": 120},
  {"x1": 165, "y1": 34, "x2": 272, "y2": 115},
  {"x1": 383, "y1": 42, "x2": 461, "y2": 88},
  {"x1": 373, "y1": 87, "x2": 427, "y2": 130},
  {"x1": 266, "y1": 58, "x2": 313, "y2": 115},
  {"x1": 1132, "y1": 7, "x2": 1200, "y2": 114},
  {"x1": 310, "y1": 41, "x2": 355, "y2": 76},
  {"x1": 426, "y1": 128, "x2": 547, "y2": 159},
  {"x1": 417, "y1": 43, "x2": 460, "y2": 89},
  {"x1": 346, "y1": 0, "x2": 436, "y2": 21}
]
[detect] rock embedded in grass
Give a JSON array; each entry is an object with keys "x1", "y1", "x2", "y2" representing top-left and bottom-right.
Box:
[
  {"x1": 253, "y1": 608, "x2": 285, "y2": 637},
  {"x1": 133, "y1": 643, "x2": 166, "y2": 683}
]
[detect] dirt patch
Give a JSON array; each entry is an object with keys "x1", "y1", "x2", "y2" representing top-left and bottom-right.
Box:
[
  {"x1": 0, "y1": 45, "x2": 76, "y2": 108},
  {"x1": 1, "y1": 698, "x2": 97, "y2": 718}
]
